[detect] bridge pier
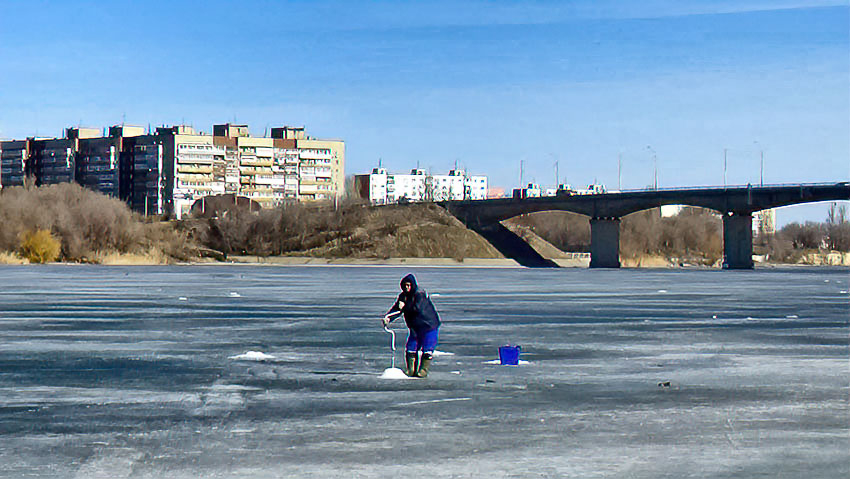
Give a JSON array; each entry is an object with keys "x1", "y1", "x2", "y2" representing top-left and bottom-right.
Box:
[
  {"x1": 590, "y1": 217, "x2": 620, "y2": 268},
  {"x1": 722, "y1": 213, "x2": 754, "y2": 269}
]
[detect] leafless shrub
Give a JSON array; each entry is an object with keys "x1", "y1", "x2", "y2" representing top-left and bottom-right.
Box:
[
  {"x1": 19, "y1": 229, "x2": 61, "y2": 263},
  {"x1": 0, "y1": 183, "x2": 193, "y2": 262},
  {"x1": 779, "y1": 222, "x2": 826, "y2": 250},
  {"x1": 825, "y1": 203, "x2": 850, "y2": 251}
]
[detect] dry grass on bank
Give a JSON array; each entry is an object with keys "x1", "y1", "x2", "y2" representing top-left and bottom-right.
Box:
[
  {"x1": 0, "y1": 251, "x2": 28, "y2": 264},
  {"x1": 186, "y1": 201, "x2": 503, "y2": 260}
]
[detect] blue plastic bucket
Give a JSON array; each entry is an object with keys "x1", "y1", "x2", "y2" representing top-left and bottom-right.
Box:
[{"x1": 498, "y1": 345, "x2": 521, "y2": 365}]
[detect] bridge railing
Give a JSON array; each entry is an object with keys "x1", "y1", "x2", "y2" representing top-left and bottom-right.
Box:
[
  {"x1": 611, "y1": 181, "x2": 848, "y2": 194},
  {"x1": 441, "y1": 181, "x2": 848, "y2": 203}
]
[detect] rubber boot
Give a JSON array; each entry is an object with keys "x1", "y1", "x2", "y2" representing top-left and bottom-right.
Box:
[
  {"x1": 404, "y1": 351, "x2": 418, "y2": 377},
  {"x1": 416, "y1": 353, "x2": 433, "y2": 378}
]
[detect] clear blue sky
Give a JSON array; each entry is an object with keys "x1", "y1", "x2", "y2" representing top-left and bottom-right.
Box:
[{"x1": 1, "y1": 0, "x2": 847, "y2": 224}]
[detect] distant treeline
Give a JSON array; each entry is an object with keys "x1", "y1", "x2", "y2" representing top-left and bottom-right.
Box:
[{"x1": 0, "y1": 184, "x2": 846, "y2": 264}]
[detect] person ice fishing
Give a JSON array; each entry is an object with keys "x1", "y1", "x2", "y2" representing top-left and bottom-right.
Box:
[{"x1": 382, "y1": 273, "x2": 441, "y2": 378}]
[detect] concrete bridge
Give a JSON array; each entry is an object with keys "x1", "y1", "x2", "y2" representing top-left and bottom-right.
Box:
[{"x1": 440, "y1": 182, "x2": 850, "y2": 269}]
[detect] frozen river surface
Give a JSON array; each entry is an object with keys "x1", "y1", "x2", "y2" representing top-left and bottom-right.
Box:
[{"x1": 0, "y1": 265, "x2": 847, "y2": 478}]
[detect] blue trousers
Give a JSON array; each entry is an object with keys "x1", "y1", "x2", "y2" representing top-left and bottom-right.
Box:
[{"x1": 406, "y1": 328, "x2": 439, "y2": 354}]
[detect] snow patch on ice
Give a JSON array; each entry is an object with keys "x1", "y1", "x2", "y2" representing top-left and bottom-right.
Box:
[
  {"x1": 484, "y1": 359, "x2": 532, "y2": 365},
  {"x1": 657, "y1": 290, "x2": 668, "y2": 293},
  {"x1": 229, "y1": 351, "x2": 276, "y2": 361},
  {"x1": 380, "y1": 367, "x2": 411, "y2": 379},
  {"x1": 433, "y1": 350, "x2": 454, "y2": 357},
  {"x1": 177, "y1": 297, "x2": 188, "y2": 301},
  {"x1": 229, "y1": 292, "x2": 241, "y2": 297}
]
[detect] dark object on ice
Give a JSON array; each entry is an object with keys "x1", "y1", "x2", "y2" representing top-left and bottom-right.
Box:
[
  {"x1": 405, "y1": 351, "x2": 418, "y2": 377},
  {"x1": 499, "y1": 345, "x2": 521, "y2": 365},
  {"x1": 658, "y1": 381, "x2": 671, "y2": 388},
  {"x1": 416, "y1": 353, "x2": 433, "y2": 378}
]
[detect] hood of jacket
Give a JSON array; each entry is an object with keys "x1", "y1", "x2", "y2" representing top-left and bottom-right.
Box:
[{"x1": 400, "y1": 273, "x2": 418, "y2": 293}]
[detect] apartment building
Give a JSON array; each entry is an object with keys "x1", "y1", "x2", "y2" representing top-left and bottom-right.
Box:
[
  {"x1": 355, "y1": 167, "x2": 487, "y2": 205},
  {"x1": 124, "y1": 133, "x2": 164, "y2": 216},
  {"x1": 0, "y1": 122, "x2": 345, "y2": 218},
  {"x1": 153, "y1": 126, "x2": 226, "y2": 219},
  {"x1": 753, "y1": 209, "x2": 776, "y2": 236},
  {"x1": 0, "y1": 139, "x2": 29, "y2": 188},
  {"x1": 75, "y1": 125, "x2": 145, "y2": 199}
]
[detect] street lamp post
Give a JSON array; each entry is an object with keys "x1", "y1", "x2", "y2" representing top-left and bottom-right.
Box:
[
  {"x1": 646, "y1": 146, "x2": 657, "y2": 190},
  {"x1": 618, "y1": 152, "x2": 622, "y2": 191},
  {"x1": 753, "y1": 141, "x2": 764, "y2": 187}
]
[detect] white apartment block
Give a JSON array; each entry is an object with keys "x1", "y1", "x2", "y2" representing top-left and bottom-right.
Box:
[
  {"x1": 357, "y1": 168, "x2": 487, "y2": 205},
  {"x1": 753, "y1": 208, "x2": 776, "y2": 235}
]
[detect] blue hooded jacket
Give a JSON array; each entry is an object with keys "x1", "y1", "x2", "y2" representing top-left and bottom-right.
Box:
[{"x1": 386, "y1": 273, "x2": 441, "y2": 332}]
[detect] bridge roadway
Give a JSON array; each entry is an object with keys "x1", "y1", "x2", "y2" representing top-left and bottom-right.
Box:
[{"x1": 439, "y1": 182, "x2": 850, "y2": 269}]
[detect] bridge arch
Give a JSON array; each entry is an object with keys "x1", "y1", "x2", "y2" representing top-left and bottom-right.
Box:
[{"x1": 441, "y1": 183, "x2": 849, "y2": 269}]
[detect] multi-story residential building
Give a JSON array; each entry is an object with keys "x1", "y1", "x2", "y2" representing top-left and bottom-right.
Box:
[
  {"x1": 234, "y1": 135, "x2": 276, "y2": 207},
  {"x1": 428, "y1": 170, "x2": 466, "y2": 201},
  {"x1": 1, "y1": 122, "x2": 345, "y2": 217},
  {"x1": 124, "y1": 133, "x2": 164, "y2": 216},
  {"x1": 30, "y1": 128, "x2": 98, "y2": 186},
  {"x1": 389, "y1": 168, "x2": 427, "y2": 203},
  {"x1": 361, "y1": 168, "x2": 390, "y2": 205},
  {"x1": 295, "y1": 137, "x2": 345, "y2": 202},
  {"x1": 75, "y1": 125, "x2": 145, "y2": 199},
  {"x1": 154, "y1": 125, "x2": 227, "y2": 219},
  {"x1": 0, "y1": 139, "x2": 29, "y2": 188},
  {"x1": 753, "y1": 208, "x2": 776, "y2": 236},
  {"x1": 272, "y1": 138, "x2": 301, "y2": 201},
  {"x1": 512, "y1": 183, "x2": 542, "y2": 199},
  {"x1": 355, "y1": 167, "x2": 487, "y2": 205}
]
